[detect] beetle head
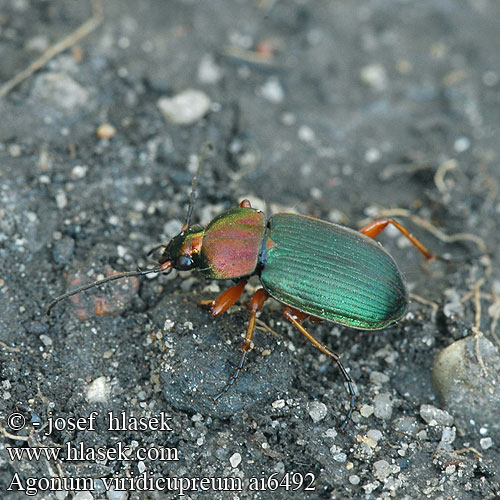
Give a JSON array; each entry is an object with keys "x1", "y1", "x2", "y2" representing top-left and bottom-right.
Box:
[{"x1": 159, "y1": 224, "x2": 204, "y2": 271}]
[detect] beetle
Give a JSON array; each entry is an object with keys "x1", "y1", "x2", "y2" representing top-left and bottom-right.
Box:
[{"x1": 47, "y1": 143, "x2": 434, "y2": 429}]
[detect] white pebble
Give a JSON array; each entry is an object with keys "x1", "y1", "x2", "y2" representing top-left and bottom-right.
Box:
[
  {"x1": 480, "y1": 437, "x2": 493, "y2": 450},
  {"x1": 56, "y1": 190, "x2": 68, "y2": 209},
  {"x1": 364, "y1": 147, "x2": 381, "y2": 163},
  {"x1": 39, "y1": 335, "x2": 53, "y2": 347},
  {"x1": 198, "y1": 54, "x2": 222, "y2": 84},
  {"x1": 308, "y1": 401, "x2": 328, "y2": 422},
  {"x1": 373, "y1": 459, "x2": 391, "y2": 481},
  {"x1": 360, "y1": 64, "x2": 387, "y2": 91},
  {"x1": 298, "y1": 125, "x2": 315, "y2": 143},
  {"x1": 157, "y1": 89, "x2": 211, "y2": 125},
  {"x1": 260, "y1": 78, "x2": 285, "y2": 103},
  {"x1": 73, "y1": 492, "x2": 94, "y2": 500},
  {"x1": 453, "y1": 136, "x2": 470, "y2": 153},
  {"x1": 86, "y1": 376, "x2": 110, "y2": 403},
  {"x1": 107, "y1": 488, "x2": 128, "y2": 500},
  {"x1": 164, "y1": 319, "x2": 175, "y2": 331},
  {"x1": 419, "y1": 404, "x2": 454, "y2": 426},
  {"x1": 360, "y1": 404, "x2": 374, "y2": 418},
  {"x1": 367, "y1": 429, "x2": 383, "y2": 443},
  {"x1": 230, "y1": 452, "x2": 242, "y2": 468},
  {"x1": 373, "y1": 393, "x2": 393, "y2": 420},
  {"x1": 71, "y1": 165, "x2": 88, "y2": 179}
]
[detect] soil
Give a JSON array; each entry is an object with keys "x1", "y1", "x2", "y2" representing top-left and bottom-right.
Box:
[{"x1": 1, "y1": 1, "x2": 500, "y2": 499}]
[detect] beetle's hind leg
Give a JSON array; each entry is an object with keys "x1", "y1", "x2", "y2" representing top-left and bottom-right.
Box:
[
  {"x1": 282, "y1": 306, "x2": 356, "y2": 431},
  {"x1": 211, "y1": 288, "x2": 269, "y2": 402},
  {"x1": 359, "y1": 218, "x2": 434, "y2": 261}
]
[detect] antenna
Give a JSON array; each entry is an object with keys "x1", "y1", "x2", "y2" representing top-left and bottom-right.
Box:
[
  {"x1": 183, "y1": 141, "x2": 213, "y2": 229},
  {"x1": 46, "y1": 261, "x2": 173, "y2": 315},
  {"x1": 47, "y1": 141, "x2": 211, "y2": 315}
]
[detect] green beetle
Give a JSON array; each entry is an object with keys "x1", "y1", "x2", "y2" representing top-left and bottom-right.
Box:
[{"x1": 48, "y1": 145, "x2": 433, "y2": 429}]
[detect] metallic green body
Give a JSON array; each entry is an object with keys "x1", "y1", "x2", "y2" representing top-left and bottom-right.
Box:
[{"x1": 260, "y1": 214, "x2": 408, "y2": 329}]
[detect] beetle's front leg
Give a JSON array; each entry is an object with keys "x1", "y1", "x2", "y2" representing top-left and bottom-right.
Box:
[
  {"x1": 282, "y1": 306, "x2": 356, "y2": 431},
  {"x1": 199, "y1": 278, "x2": 248, "y2": 317},
  {"x1": 211, "y1": 288, "x2": 269, "y2": 401}
]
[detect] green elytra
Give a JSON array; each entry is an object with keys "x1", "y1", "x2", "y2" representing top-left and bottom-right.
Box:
[{"x1": 260, "y1": 213, "x2": 409, "y2": 330}]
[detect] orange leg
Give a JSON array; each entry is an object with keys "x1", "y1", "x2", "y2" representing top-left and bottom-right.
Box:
[
  {"x1": 211, "y1": 288, "x2": 269, "y2": 401},
  {"x1": 282, "y1": 306, "x2": 356, "y2": 431},
  {"x1": 200, "y1": 279, "x2": 248, "y2": 317},
  {"x1": 359, "y1": 218, "x2": 434, "y2": 261}
]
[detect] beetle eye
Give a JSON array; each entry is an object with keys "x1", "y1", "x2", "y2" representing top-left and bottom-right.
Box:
[{"x1": 175, "y1": 255, "x2": 194, "y2": 271}]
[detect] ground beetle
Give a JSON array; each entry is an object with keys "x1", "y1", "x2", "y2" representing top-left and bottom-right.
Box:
[{"x1": 48, "y1": 143, "x2": 434, "y2": 429}]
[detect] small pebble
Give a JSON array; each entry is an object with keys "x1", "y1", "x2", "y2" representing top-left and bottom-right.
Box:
[
  {"x1": 56, "y1": 190, "x2": 68, "y2": 209},
  {"x1": 360, "y1": 404, "x2": 374, "y2": 418},
  {"x1": 72, "y1": 165, "x2": 88, "y2": 179},
  {"x1": 32, "y1": 72, "x2": 89, "y2": 110},
  {"x1": 298, "y1": 125, "x2": 315, "y2": 143},
  {"x1": 259, "y1": 78, "x2": 284, "y2": 103},
  {"x1": 369, "y1": 371, "x2": 389, "y2": 385},
  {"x1": 197, "y1": 54, "x2": 222, "y2": 84},
  {"x1": 308, "y1": 401, "x2": 328, "y2": 422},
  {"x1": 107, "y1": 489, "x2": 128, "y2": 500},
  {"x1": 230, "y1": 452, "x2": 242, "y2": 468},
  {"x1": 272, "y1": 399, "x2": 285, "y2": 409},
  {"x1": 324, "y1": 428, "x2": 337, "y2": 439},
  {"x1": 420, "y1": 404, "x2": 454, "y2": 426},
  {"x1": 358, "y1": 435, "x2": 377, "y2": 449},
  {"x1": 367, "y1": 429, "x2": 382, "y2": 443},
  {"x1": 373, "y1": 393, "x2": 393, "y2": 420},
  {"x1": 445, "y1": 464, "x2": 456, "y2": 475},
  {"x1": 9, "y1": 144, "x2": 21, "y2": 157},
  {"x1": 39, "y1": 335, "x2": 53, "y2": 347},
  {"x1": 364, "y1": 147, "x2": 381, "y2": 164},
  {"x1": 164, "y1": 319, "x2": 175, "y2": 331},
  {"x1": 157, "y1": 89, "x2": 211, "y2": 125},
  {"x1": 73, "y1": 492, "x2": 94, "y2": 500},
  {"x1": 439, "y1": 426, "x2": 456, "y2": 449},
  {"x1": 349, "y1": 474, "x2": 360, "y2": 485},
  {"x1": 453, "y1": 136, "x2": 470, "y2": 153},
  {"x1": 360, "y1": 64, "x2": 387, "y2": 91},
  {"x1": 392, "y1": 417, "x2": 418, "y2": 436},
  {"x1": 480, "y1": 437, "x2": 493, "y2": 450},
  {"x1": 97, "y1": 123, "x2": 116, "y2": 140},
  {"x1": 373, "y1": 459, "x2": 391, "y2": 481},
  {"x1": 332, "y1": 451, "x2": 347, "y2": 462},
  {"x1": 86, "y1": 376, "x2": 110, "y2": 403}
]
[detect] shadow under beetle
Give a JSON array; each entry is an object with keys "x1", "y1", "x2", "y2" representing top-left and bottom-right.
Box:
[{"x1": 48, "y1": 143, "x2": 434, "y2": 430}]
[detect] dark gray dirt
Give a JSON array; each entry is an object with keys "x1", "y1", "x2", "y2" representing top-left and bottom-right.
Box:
[{"x1": 1, "y1": 1, "x2": 500, "y2": 499}]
